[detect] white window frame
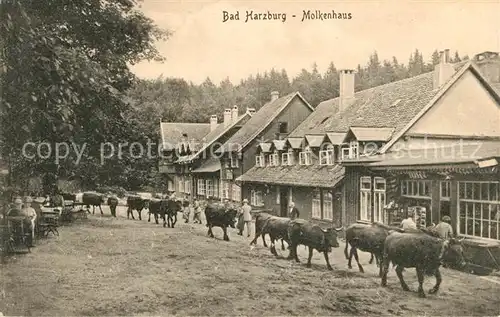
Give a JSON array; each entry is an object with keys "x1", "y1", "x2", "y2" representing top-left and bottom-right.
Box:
[
  {"x1": 341, "y1": 141, "x2": 359, "y2": 160},
  {"x1": 401, "y1": 180, "x2": 432, "y2": 199},
  {"x1": 269, "y1": 152, "x2": 279, "y2": 166},
  {"x1": 213, "y1": 178, "x2": 219, "y2": 198},
  {"x1": 458, "y1": 181, "x2": 500, "y2": 240},
  {"x1": 281, "y1": 151, "x2": 294, "y2": 166},
  {"x1": 197, "y1": 179, "x2": 206, "y2": 196},
  {"x1": 221, "y1": 181, "x2": 229, "y2": 199},
  {"x1": 319, "y1": 149, "x2": 334, "y2": 165},
  {"x1": 230, "y1": 155, "x2": 239, "y2": 168},
  {"x1": 256, "y1": 154, "x2": 265, "y2": 167},
  {"x1": 178, "y1": 176, "x2": 185, "y2": 193},
  {"x1": 232, "y1": 183, "x2": 241, "y2": 203},
  {"x1": 299, "y1": 147, "x2": 312, "y2": 166},
  {"x1": 184, "y1": 178, "x2": 191, "y2": 194},
  {"x1": 312, "y1": 190, "x2": 321, "y2": 219},
  {"x1": 360, "y1": 176, "x2": 372, "y2": 221},
  {"x1": 441, "y1": 181, "x2": 451, "y2": 201},
  {"x1": 373, "y1": 177, "x2": 386, "y2": 223},
  {"x1": 250, "y1": 189, "x2": 264, "y2": 207},
  {"x1": 167, "y1": 179, "x2": 174, "y2": 191},
  {"x1": 206, "y1": 179, "x2": 214, "y2": 197},
  {"x1": 323, "y1": 191, "x2": 334, "y2": 221}
]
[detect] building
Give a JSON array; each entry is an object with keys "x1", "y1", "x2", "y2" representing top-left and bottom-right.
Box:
[
  {"x1": 237, "y1": 50, "x2": 500, "y2": 240},
  {"x1": 159, "y1": 107, "x2": 252, "y2": 200},
  {"x1": 216, "y1": 91, "x2": 315, "y2": 205}
]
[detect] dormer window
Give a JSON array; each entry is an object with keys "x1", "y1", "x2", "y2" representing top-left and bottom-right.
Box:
[
  {"x1": 230, "y1": 155, "x2": 239, "y2": 168},
  {"x1": 282, "y1": 149, "x2": 294, "y2": 166},
  {"x1": 341, "y1": 141, "x2": 359, "y2": 160},
  {"x1": 299, "y1": 146, "x2": 312, "y2": 166},
  {"x1": 319, "y1": 146, "x2": 335, "y2": 165},
  {"x1": 255, "y1": 154, "x2": 265, "y2": 167},
  {"x1": 269, "y1": 151, "x2": 279, "y2": 166}
]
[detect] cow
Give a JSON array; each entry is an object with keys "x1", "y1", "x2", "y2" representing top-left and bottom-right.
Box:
[
  {"x1": 126, "y1": 196, "x2": 149, "y2": 220},
  {"x1": 163, "y1": 199, "x2": 182, "y2": 228},
  {"x1": 204, "y1": 203, "x2": 238, "y2": 241},
  {"x1": 82, "y1": 192, "x2": 105, "y2": 215},
  {"x1": 148, "y1": 199, "x2": 164, "y2": 224},
  {"x1": 249, "y1": 212, "x2": 287, "y2": 251},
  {"x1": 61, "y1": 192, "x2": 77, "y2": 202},
  {"x1": 381, "y1": 231, "x2": 466, "y2": 298},
  {"x1": 107, "y1": 196, "x2": 118, "y2": 217},
  {"x1": 287, "y1": 218, "x2": 343, "y2": 270},
  {"x1": 258, "y1": 216, "x2": 291, "y2": 256}
]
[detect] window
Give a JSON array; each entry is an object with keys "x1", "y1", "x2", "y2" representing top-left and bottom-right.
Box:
[
  {"x1": 312, "y1": 190, "x2": 321, "y2": 219},
  {"x1": 212, "y1": 178, "x2": 219, "y2": 198},
  {"x1": 441, "y1": 181, "x2": 451, "y2": 200},
  {"x1": 323, "y1": 191, "x2": 334, "y2": 220},
  {"x1": 197, "y1": 179, "x2": 206, "y2": 196},
  {"x1": 206, "y1": 179, "x2": 214, "y2": 197},
  {"x1": 319, "y1": 149, "x2": 334, "y2": 165},
  {"x1": 232, "y1": 183, "x2": 241, "y2": 202},
  {"x1": 167, "y1": 180, "x2": 174, "y2": 191},
  {"x1": 458, "y1": 181, "x2": 500, "y2": 240},
  {"x1": 373, "y1": 177, "x2": 386, "y2": 223},
  {"x1": 269, "y1": 152, "x2": 279, "y2": 166},
  {"x1": 184, "y1": 178, "x2": 191, "y2": 194},
  {"x1": 281, "y1": 151, "x2": 294, "y2": 166},
  {"x1": 278, "y1": 122, "x2": 288, "y2": 134},
  {"x1": 256, "y1": 154, "x2": 265, "y2": 167},
  {"x1": 360, "y1": 177, "x2": 372, "y2": 221},
  {"x1": 401, "y1": 180, "x2": 432, "y2": 198},
  {"x1": 230, "y1": 155, "x2": 239, "y2": 168},
  {"x1": 251, "y1": 190, "x2": 264, "y2": 207},
  {"x1": 178, "y1": 176, "x2": 185, "y2": 193},
  {"x1": 299, "y1": 147, "x2": 312, "y2": 165},
  {"x1": 341, "y1": 141, "x2": 359, "y2": 160},
  {"x1": 221, "y1": 181, "x2": 229, "y2": 199},
  {"x1": 276, "y1": 186, "x2": 280, "y2": 204}
]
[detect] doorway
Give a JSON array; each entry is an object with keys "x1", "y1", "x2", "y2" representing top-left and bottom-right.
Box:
[{"x1": 280, "y1": 187, "x2": 289, "y2": 217}]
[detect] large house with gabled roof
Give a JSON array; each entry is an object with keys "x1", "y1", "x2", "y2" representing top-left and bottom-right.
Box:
[
  {"x1": 237, "y1": 49, "x2": 500, "y2": 247},
  {"x1": 215, "y1": 91, "x2": 315, "y2": 205}
]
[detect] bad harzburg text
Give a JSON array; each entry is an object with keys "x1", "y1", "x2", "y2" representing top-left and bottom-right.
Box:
[{"x1": 222, "y1": 10, "x2": 353, "y2": 23}]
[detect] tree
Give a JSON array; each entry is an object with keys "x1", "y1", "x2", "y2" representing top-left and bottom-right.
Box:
[{"x1": 0, "y1": 0, "x2": 168, "y2": 191}]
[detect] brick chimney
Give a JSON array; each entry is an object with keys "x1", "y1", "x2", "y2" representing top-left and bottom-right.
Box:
[
  {"x1": 433, "y1": 49, "x2": 455, "y2": 89},
  {"x1": 473, "y1": 51, "x2": 500, "y2": 84},
  {"x1": 231, "y1": 105, "x2": 239, "y2": 123},
  {"x1": 210, "y1": 115, "x2": 218, "y2": 131},
  {"x1": 223, "y1": 108, "x2": 232, "y2": 127},
  {"x1": 246, "y1": 107, "x2": 256, "y2": 116},
  {"x1": 339, "y1": 69, "x2": 355, "y2": 112},
  {"x1": 271, "y1": 91, "x2": 279, "y2": 102}
]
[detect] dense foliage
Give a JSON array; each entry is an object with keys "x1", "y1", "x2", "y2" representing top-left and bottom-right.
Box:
[{"x1": 131, "y1": 49, "x2": 468, "y2": 123}]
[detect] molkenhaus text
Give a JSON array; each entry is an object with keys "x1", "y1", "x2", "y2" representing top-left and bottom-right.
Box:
[{"x1": 301, "y1": 10, "x2": 352, "y2": 21}]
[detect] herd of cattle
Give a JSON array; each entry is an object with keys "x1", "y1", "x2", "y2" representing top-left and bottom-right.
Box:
[{"x1": 67, "y1": 192, "x2": 467, "y2": 299}]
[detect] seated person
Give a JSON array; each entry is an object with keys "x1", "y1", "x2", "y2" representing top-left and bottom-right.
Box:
[{"x1": 7, "y1": 197, "x2": 34, "y2": 247}]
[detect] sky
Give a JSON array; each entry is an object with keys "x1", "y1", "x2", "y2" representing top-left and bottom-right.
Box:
[{"x1": 130, "y1": 0, "x2": 500, "y2": 84}]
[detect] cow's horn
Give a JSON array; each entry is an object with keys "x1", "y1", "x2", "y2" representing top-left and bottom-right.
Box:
[{"x1": 334, "y1": 226, "x2": 344, "y2": 232}]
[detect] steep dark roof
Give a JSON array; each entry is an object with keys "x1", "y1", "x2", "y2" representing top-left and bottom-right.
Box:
[
  {"x1": 160, "y1": 122, "x2": 212, "y2": 151},
  {"x1": 191, "y1": 157, "x2": 221, "y2": 173},
  {"x1": 217, "y1": 92, "x2": 313, "y2": 154},
  {"x1": 236, "y1": 164, "x2": 344, "y2": 188},
  {"x1": 176, "y1": 113, "x2": 250, "y2": 163},
  {"x1": 289, "y1": 71, "x2": 438, "y2": 137}
]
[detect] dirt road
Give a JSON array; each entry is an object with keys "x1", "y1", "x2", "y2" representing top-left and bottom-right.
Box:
[{"x1": 1, "y1": 206, "x2": 499, "y2": 316}]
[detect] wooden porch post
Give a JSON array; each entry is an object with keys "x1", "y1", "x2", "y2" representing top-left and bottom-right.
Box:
[
  {"x1": 450, "y1": 179, "x2": 459, "y2": 233},
  {"x1": 431, "y1": 180, "x2": 440, "y2": 225}
]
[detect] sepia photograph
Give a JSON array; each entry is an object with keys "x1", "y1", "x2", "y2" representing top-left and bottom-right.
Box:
[{"x1": 1, "y1": 0, "x2": 500, "y2": 316}]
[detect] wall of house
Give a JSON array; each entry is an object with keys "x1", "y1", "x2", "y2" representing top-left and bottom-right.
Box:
[
  {"x1": 407, "y1": 70, "x2": 500, "y2": 137},
  {"x1": 343, "y1": 167, "x2": 361, "y2": 226},
  {"x1": 390, "y1": 136, "x2": 500, "y2": 151}
]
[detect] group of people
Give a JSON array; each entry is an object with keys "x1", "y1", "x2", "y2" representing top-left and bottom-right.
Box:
[
  {"x1": 401, "y1": 210, "x2": 454, "y2": 239},
  {"x1": 3, "y1": 196, "x2": 38, "y2": 247}
]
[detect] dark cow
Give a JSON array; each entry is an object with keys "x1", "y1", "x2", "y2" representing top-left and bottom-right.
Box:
[
  {"x1": 82, "y1": 192, "x2": 105, "y2": 214},
  {"x1": 148, "y1": 199, "x2": 164, "y2": 224},
  {"x1": 259, "y1": 216, "x2": 291, "y2": 256},
  {"x1": 61, "y1": 192, "x2": 76, "y2": 202},
  {"x1": 163, "y1": 199, "x2": 182, "y2": 228},
  {"x1": 126, "y1": 196, "x2": 149, "y2": 220},
  {"x1": 381, "y1": 232, "x2": 466, "y2": 298},
  {"x1": 344, "y1": 222, "x2": 400, "y2": 276},
  {"x1": 204, "y1": 203, "x2": 238, "y2": 241},
  {"x1": 249, "y1": 212, "x2": 286, "y2": 251},
  {"x1": 107, "y1": 196, "x2": 118, "y2": 217},
  {"x1": 287, "y1": 219, "x2": 343, "y2": 270}
]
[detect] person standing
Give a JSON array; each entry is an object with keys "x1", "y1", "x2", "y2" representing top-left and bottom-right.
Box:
[
  {"x1": 401, "y1": 211, "x2": 417, "y2": 230},
  {"x1": 192, "y1": 198, "x2": 202, "y2": 224},
  {"x1": 182, "y1": 199, "x2": 190, "y2": 223},
  {"x1": 289, "y1": 202, "x2": 300, "y2": 220},
  {"x1": 238, "y1": 199, "x2": 252, "y2": 238},
  {"x1": 433, "y1": 215, "x2": 454, "y2": 239}
]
